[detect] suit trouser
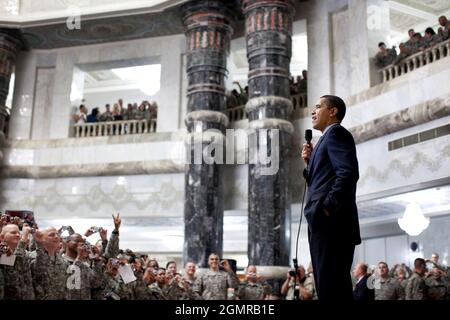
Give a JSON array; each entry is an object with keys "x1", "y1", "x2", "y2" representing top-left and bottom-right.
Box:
[{"x1": 308, "y1": 225, "x2": 355, "y2": 301}]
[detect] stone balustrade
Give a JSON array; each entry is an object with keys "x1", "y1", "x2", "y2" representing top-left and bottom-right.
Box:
[
  {"x1": 379, "y1": 39, "x2": 450, "y2": 83},
  {"x1": 226, "y1": 93, "x2": 307, "y2": 122},
  {"x1": 74, "y1": 119, "x2": 156, "y2": 138}
]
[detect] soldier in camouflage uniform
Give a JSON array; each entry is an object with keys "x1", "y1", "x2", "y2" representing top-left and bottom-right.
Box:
[
  {"x1": 438, "y1": 16, "x2": 450, "y2": 41},
  {"x1": 0, "y1": 224, "x2": 35, "y2": 300},
  {"x1": 29, "y1": 227, "x2": 68, "y2": 299},
  {"x1": 62, "y1": 234, "x2": 103, "y2": 300},
  {"x1": 424, "y1": 266, "x2": 449, "y2": 300},
  {"x1": 129, "y1": 256, "x2": 155, "y2": 300},
  {"x1": 193, "y1": 253, "x2": 239, "y2": 300},
  {"x1": 166, "y1": 272, "x2": 199, "y2": 300},
  {"x1": 374, "y1": 262, "x2": 404, "y2": 300},
  {"x1": 281, "y1": 265, "x2": 314, "y2": 300},
  {"x1": 101, "y1": 258, "x2": 133, "y2": 300},
  {"x1": 404, "y1": 29, "x2": 416, "y2": 53},
  {"x1": 423, "y1": 28, "x2": 441, "y2": 49},
  {"x1": 148, "y1": 268, "x2": 169, "y2": 299},
  {"x1": 237, "y1": 265, "x2": 272, "y2": 300},
  {"x1": 374, "y1": 42, "x2": 397, "y2": 68},
  {"x1": 406, "y1": 258, "x2": 427, "y2": 300},
  {"x1": 393, "y1": 43, "x2": 411, "y2": 65},
  {"x1": 183, "y1": 261, "x2": 197, "y2": 290}
]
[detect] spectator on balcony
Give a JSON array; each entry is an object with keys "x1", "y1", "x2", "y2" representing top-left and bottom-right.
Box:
[
  {"x1": 393, "y1": 43, "x2": 410, "y2": 65},
  {"x1": 87, "y1": 107, "x2": 99, "y2": 123},
  {"x1": 123, "y1": 103, "x2": 132, "y2": 120},
  {"x1": 73, "y1": 104, "x2": 88, "y2": 124},
  {"x1": 148, "y1": 101, "x2": 158, "y2": 120},
  {"x1": 423, "y1": 27, "x2": 441, "y2": 48},
  {"x1": 438, "y1": 16, "x2": 450, "y2": 41},
  {"x1": 134, "y1": 102, "x2": 147, "y2": 121},
  {"x1": 413, "y1": 33, "x2": 425, "y2": 52},
  {"x1": 232, "y1": 81, "x2": 248, "y2": 106},
  {"x1": 404, "y1": 28, "x2": 416, "y2": 53},
  {"x1": 226, "y1": 90, "x2": 238, "y2": 109},
  {"x1": 299, "y1": 70, "x2": 307, "y2": 94},
  {"x1": 289, "y1": 76, "x2": 296, "y2": 95},
  {"x1": 375, "y1": 42, "x2": 397, "y2": 68},
  {"x1": 99, "y1": 104, "x2": 114, "y2": 122},
  {"x1": 112, "y1": 103, "x2": 123, "y2": 121}
]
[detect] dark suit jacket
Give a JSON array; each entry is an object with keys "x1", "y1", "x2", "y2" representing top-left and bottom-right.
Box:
[
  {"x1": 303, "y1": 124, "x2": 361, "y2": 245},
  {"x1": 353, "y1": 275, "x2": 375, "y2": 301}
]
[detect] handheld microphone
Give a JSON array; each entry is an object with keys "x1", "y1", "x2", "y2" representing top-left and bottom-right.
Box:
[{"x1": 305, "y1": 129, "x2": 312, "y2": 145}]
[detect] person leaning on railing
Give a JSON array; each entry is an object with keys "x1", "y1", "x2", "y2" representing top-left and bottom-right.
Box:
[
  {"x1": 438, "y1": 16, "x2": 450, "y2": 41},
  {"x1": 392, "y1": 43, "x2": 411, "y2": 65},
  {"x1": 374, "y1": 42, "x2": 397, "y2": 68}
]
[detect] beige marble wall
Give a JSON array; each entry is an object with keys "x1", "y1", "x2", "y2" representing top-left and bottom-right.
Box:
[
  {"x1": 331, "y1": 8, "x2": 351, "y2": 99},
  {"x1": 14, "y1": 34, "x2": 187, "y2": 140},
  {"x1": 348, "y1": 0, "x2": 390, "y2": 94},
  {"x1": 306, "y1": 0, "x2": 332, "y2": 105},
  {"x1": 9, "y1": 51, "x2": 37, "y2": 140},
  {"x1": 30, "y1": 68, "x2": 55, "y2": 140}
]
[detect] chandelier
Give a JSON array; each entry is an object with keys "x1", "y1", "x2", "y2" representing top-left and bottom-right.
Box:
[{"x1": 398, "y1": 203, "x2": 429, "y2": 236}]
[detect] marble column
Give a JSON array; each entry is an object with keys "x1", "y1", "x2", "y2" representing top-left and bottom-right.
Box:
[
  {"x1": 348, "y1": 0, "x2": 390, "y2": 92},
  {"x1": 0, "y1": 28, "x2": 22, "y2": 142},
  {"x1": 242, "y1": 0, "x2": 294, "y2": 269},
  {"x1": 306, "y1": 0, "x2": 332, "y2": 105},
  {"x1": 182, "y1": 0, "x2": 234, "y2": 267}
]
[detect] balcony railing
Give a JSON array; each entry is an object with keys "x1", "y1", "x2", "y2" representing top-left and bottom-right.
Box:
[
  {"x1": 74, "y1": 119, "x2": 157, "y2": 138},
  {"x1": 379, "y1": 39, "x2": 450, "y2": 83},
  {"x1": 226, "y1": 93, "x2": 307, "y2": 122}
]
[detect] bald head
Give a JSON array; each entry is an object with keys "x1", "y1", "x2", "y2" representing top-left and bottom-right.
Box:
[
  {"x1": 0, "y1": 224, "x2": 19, "y2": 236},
  {"x1": 352, "y1": 262, "x2": 368, "y2": 279},
  {"x1": 0, "y1": 224, "x2": 21, "y2": 249},
  {"x1": 41, "y1": 227, "x2": 60, "y2": 251}
]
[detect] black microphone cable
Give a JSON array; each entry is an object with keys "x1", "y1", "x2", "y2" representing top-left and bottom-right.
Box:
[
  {"x1": 294, "y1": 178, "x2": 307, "y2": 270},
  {"x1": 292, "y1": 130, "x2": 311, "y2": 300}
]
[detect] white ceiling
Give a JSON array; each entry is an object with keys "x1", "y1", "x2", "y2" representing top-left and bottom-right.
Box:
[{"x1": 389, "y1": 0, "x2": 450, "y2": 44}]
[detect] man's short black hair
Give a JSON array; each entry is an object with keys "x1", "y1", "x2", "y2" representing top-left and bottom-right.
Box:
[
  {"x1": 378, "y1": 42, "x2": 386, "y2": 47},
  {"x1": 166, "y1": 260, "x2": 176, "y2": 269},
  {"x1": 79, "y1": 104, "x2": 85, "y2": 110},
  {"x1": 408, "y1": 28, "x2": 414, "y2": 33},
  {"x1": 425, "y1": 27, "x2": 436, "y2": 35},
  {"x1": 414, "y1": 32, "x2": 421, "y2": 37},
  {"x1": 414, "y1": 258, "x2": 426, "y2": 269},
  {"x1": 320, "y1": 95, "x2": 346, "y2": 121}
]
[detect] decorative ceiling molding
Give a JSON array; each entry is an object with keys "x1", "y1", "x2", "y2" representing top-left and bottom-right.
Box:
[
  {"x1": 0, "y1": 0, "x2": 188, "y2": 27},
  {"x1": 389, "y1": 1, "x2": 437, "y2": 20}
]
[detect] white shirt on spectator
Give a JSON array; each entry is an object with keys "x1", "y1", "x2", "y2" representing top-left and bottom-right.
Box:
[{"x1": 76, "y1": 111, "x2": 87, "y2": 124}]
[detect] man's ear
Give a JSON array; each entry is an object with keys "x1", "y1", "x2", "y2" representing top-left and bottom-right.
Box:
[{"x1": 329, "y1": 107, "x2": 338, "y2": 119}]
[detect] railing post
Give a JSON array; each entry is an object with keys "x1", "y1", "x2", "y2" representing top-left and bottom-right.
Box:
[
  {"x1": 439, "y1": 44, "x2": 445, "y2": 58},
  {"x1": 381, "y1": 70, "x2": 386, "y2": 82}
]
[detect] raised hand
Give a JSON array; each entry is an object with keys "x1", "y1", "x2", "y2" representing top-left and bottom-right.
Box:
[
  {"x1": 112, "y1": 213, "x2": 121, "y2": 231},
  {"x1": 99, "y1": 227, "x2": 107, "y2": 241}
]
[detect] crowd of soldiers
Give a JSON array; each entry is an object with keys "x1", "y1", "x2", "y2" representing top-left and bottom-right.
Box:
[
  {"x1": 1, "y1": 212, "x2": 449, "y2": 300},
  {"x1": 375, "y1": 15, "x2": 450, "y2": 68},
  {"x1": 352, "y1": 255, "x2": 450, "y2": 301},
  {"x1": 0, "y1": 213, "x2": 276, "y2": 300}
]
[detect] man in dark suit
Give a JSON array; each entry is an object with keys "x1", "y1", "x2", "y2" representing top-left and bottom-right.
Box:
[
  {"x1": 352, "y1": 263, "x2": 375, "y2": 301},
  {"x1": 301, "y1": 95, "x2": 361, "y2": 301}
]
